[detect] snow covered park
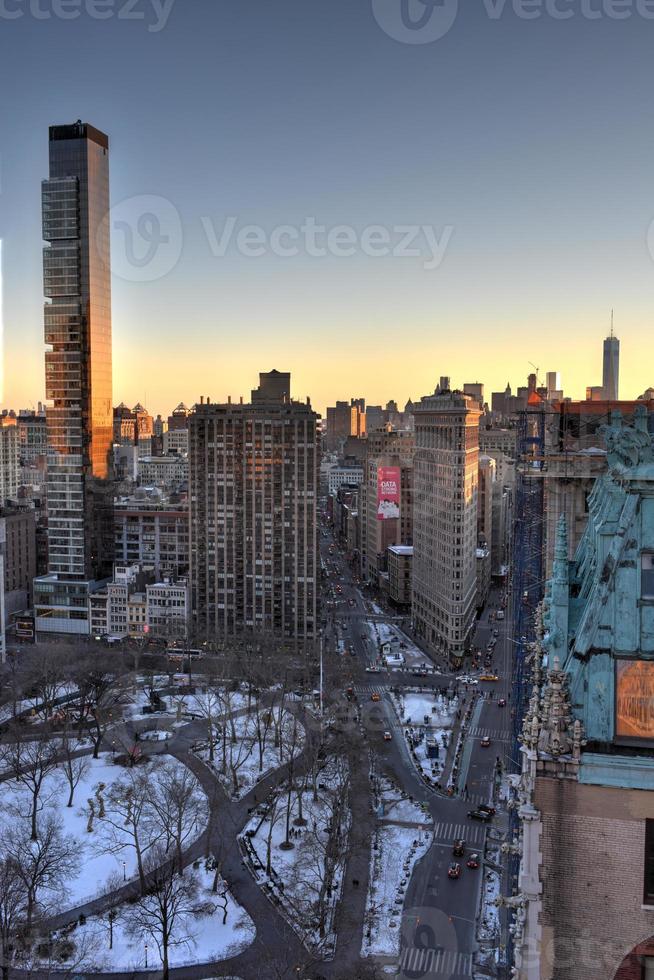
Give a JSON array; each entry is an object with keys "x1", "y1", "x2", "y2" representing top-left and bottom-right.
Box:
[
  {"x1": 0, "y1": 751, "x2": 209, "y2": 909},
  {"x1": 361, "y1": 779, "x2": 433, "y2": 959},
  {"x1": 38, "y1": 863, "x2": 255, "y2": 972},
  {"x1": 389, "y1": 688, "x2": 459, "y2": 785},
  {"x1": 240, "y1": 757, "x2": 350, "y2": 954},
  {"x1": 194, "y1": 703, "x2": 305, "y2": 800}
]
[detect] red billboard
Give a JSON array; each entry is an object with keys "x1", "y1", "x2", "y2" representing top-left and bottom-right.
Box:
[{"x1": 377, "y1": 466, "x2": 400, "y2": 520}]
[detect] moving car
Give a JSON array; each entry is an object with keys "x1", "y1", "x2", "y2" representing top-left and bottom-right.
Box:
[
  {"x1": 468, "y1": 809, "x2": 492, "y2": 822},
  {"x1": 466, "y1": 852, "x2": 480, "y2": 870},
  {"x1": 481, "y1": 735, "x2": 491, "y2": 748},
  {"x1": 478, "y1": 804, "x2": 496, "y2": 816},
  {"x1": 383, "y1": 731, "x2": 392, "y2": 741},
  {"x1": 498, "y1": 697, "x2": 507, "y2": 707},
  {"x1": 479, "y1": 674, "x2": 499, "y2": 682},
  {"x1": 371, "y1": 692, "x2": 381, "y2": 702},
  {"x1": 447, "y1": 862, "x2": 461, "y2": 879},
  {"x1": 452, "y1": 839, "x2": 465, "y2": 857}
]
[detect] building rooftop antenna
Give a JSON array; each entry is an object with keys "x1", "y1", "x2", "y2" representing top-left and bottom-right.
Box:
[{"x1": 610, "y1": 308, "x2": 614, "y2": 339}]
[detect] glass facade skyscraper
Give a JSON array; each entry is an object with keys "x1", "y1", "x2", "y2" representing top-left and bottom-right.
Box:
[
  {"x1": 42, "y1": 121, "x2": 113, "y2": 582},
  {"x1": 602, "y1": 333, "x2": 620, "y2": 402}
]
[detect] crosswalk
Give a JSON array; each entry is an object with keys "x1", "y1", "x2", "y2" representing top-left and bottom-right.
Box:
[
  {"x1": 398, "y1": 946, "x2": 473, "y2": 976},
  {"x1": 354, "y1": 683, "x2": 388, "y2": 696},
  {"x1": 467, "y1": 725, "x2": 511, "y2": 741},
  {"x1": 432, "y1": 821, "x2": 487, "y2": 846},
  {"x1": 466, "y1": 791, "x2": 495, "y2": 806}
]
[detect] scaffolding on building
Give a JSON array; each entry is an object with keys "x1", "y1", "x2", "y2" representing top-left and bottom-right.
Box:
[{"x1": 505, "y1": 400, "x2": 547, "y2": 976}]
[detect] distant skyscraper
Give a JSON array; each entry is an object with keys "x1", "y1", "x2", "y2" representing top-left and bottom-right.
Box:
[
  {"x1": 602, "y1": 319, "x2": 620, "y2": 401},
  {"x1": 189, "y1": 372, "x2": 320, "y2": 642},
  {"x1": 0, "y1": 415, "x2": 19, "y2": 505},
  {"x1": 412, "y1": 389, "x2": 481, "y2": 664},
  {"x1": 34, "y1": 122, "x2": 113, "y2": 637},
  {"x1": 545, "y1": 371, "x2": 562, "y2": 399}
]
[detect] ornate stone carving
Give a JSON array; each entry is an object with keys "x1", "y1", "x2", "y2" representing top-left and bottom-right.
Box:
[{"x1": 602, "y1": 407, "x2": 654, "y2": 471}]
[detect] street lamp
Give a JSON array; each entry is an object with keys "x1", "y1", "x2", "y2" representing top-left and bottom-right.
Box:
[
  {"x1": 122, "y1": 860, "x2": 126, "y2": 882},
  {"x1": 144, "y1": 943, "x2": 148, "y2": 968}
]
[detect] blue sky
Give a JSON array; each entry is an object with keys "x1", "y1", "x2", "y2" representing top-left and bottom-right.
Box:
[{"x1": 1, "y1": 0, "x2": 654, "y2": 413}]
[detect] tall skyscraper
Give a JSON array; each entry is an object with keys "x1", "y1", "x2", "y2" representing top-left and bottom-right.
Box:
[
  {"x1": 602, "y1": 320, "x2": 620, "y2": 401},
  {"x1": 189, "y1": 371, "x2": 320, "y2": 643},
  {"x1": 412, "y1": 389, "x2": 481, "y2": 664},
  {"x1": 34, "y1": 122, "x2": 113, "y2": 636}
]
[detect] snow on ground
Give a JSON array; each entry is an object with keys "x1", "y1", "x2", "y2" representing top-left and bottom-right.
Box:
[
  {"x1": 397, "y1": 690, "x2": 458, "y2": 727},
  {"x1": 0, "y1": 753, "x2": 207, "y2": 909},
  {"x1": 124, "y1": 684, "x2": 250, "y2": 723},
  {"x1": 389, "y1": 690, "x2": 458, "y2": 785},
  {"x1": 365, "y1": 621, "x2": 436, "y2": 670},
  {"x1": 362, "y1": 780, "x2": 433, "y2": 959},
  {"x1": 0, "y1": 684, "x2": 81, "y2": 725},
  {"x1": 195, "y1": 706, "x2": 304, "y2": 800},
  {"x1": 0, "y1": 697, "x2": 41, "y2": 724},
  {"x1": 478, "y1": 867, "x2": 501, "y2": 944},
  {"x1": 240, "y1": 758, "x2": 349, "y2": 954},
  {"x1": 139, "y1": 729, "x2": 171, "y2": 741},
  {"x1": 39, "y1": 865, "x2": 255, "y2": 970}
]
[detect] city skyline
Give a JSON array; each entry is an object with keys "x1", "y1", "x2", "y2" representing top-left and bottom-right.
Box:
[{"x1": 3, "y1": 2, "x2": 654, "y2": 413}]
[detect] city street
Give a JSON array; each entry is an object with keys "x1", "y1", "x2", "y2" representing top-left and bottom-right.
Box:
[{"x1": 321, "y1": 522, "x2": 512, "y2": 977}]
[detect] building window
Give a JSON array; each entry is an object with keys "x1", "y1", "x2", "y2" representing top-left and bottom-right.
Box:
[
  {"x1": 645, "y1": 958, "x2": 654, "y2": 980},
  {"x1": 642, "y1": 554, "x2": 654, "y2": 600},
  {"x1": 645, "y1": 820, "x2": 654, "y2": 906}
]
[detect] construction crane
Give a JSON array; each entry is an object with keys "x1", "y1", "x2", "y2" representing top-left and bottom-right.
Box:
[{"x1": 528, "y1": 361, "x2": 542, "y2": 388}]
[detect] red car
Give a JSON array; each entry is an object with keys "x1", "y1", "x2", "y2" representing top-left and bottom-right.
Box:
[
  {"x1": 448, "y1": 862, "x2": 461, "y2": 879},
  {"x1": 467, "y1": 852, "x2": 480, "y2": 870}
]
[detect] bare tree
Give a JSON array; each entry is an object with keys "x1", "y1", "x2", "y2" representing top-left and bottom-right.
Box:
[
  {"x1": 147, "y1": 760, "x2": 205, "y2": 874},
  {"x1": 58, "y1": 722, "x2": 90, "y2": 808},
  {"x1": 280, "y1": 715, "x2": 303, "y2": 850},
  {"x1": 126, "y1": 847, "x2": 215, "y2": 980},
  {"x1": 193, "y1": 686, "x2": 223, "y2": 764},
  {"x1": 8, "y1": 813, "x2": 78, "y2": 932},
  {"x1": 1, "y1": 735, "x2": 61, "y2": 840},
  {"x1": 85, "y1": 674, "x2": 128, "y2": 760},
  {"x1": 291, "y1": 758, "x2": 350, "y2": 939},
  {"x1": 0, "y1": 852, "x2": 27, "y2": 980},
  {"x1": 95, "y1": 767, "x2": 158, "y2": 892},
  {"x1": 20, "y1": 645, "x2": 70, "y2": 721},
  {"x1": 263, "y1": 792, "x2": 283, "y2": 876}
]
